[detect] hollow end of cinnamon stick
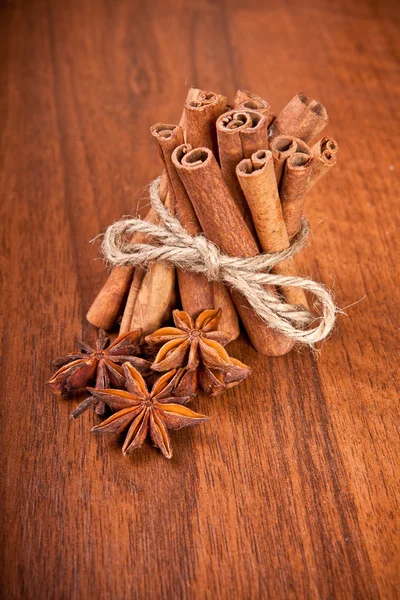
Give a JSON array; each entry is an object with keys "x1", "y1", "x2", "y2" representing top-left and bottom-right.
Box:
[
  {"x1": 217, "y1": 109, "x2": 265, "y2": 134},
  {"x1": 151, "y1": 123, "x2": 177, "y2": 139},
  {"x1": 183, "y1": 89, "x2": 227, "y2": 158},
  {"x1": 234, "y1": 89, "x2": 272, "y2": 123},
  {"x1": 289, "y1": 153, "x2": 312, "y2": 168},
  {"x1": 298, "y1": 92, "x2": 328, "y2": 120},
  {"x1": 319, "y1": 136, "x2": 339, "y2": 155},
  {"x1": 269, "y1": 92, "x2": 329, "y2": 144},
  {"x1": 306, "y1": 136, "x2": 339, "y2": 192},
  {"x1": 320, "y1": 151, "x2": 337, "y2": 166}
]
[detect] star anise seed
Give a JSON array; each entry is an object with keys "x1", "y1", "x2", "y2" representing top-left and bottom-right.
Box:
[
  {"x1": 47, "y1": 329, "x2": 151, "y2": 416},
  {"x1": 89, "y1": 363, "x2": 209, "y2": 459},
  {"x1": 145, "y1": 309, "x2": 252, "y2": 396}
]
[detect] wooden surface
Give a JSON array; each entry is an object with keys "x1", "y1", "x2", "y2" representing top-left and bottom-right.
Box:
[{"x1": 1, "y1": 0, "x2": 399, "y2": 598}]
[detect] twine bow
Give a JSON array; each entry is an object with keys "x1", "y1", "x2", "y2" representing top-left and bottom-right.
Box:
[{"x1": 101, "y1": 177, "x2": 338, "y2": 346}]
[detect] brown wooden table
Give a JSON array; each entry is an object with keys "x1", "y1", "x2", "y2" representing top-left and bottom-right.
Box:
[{"x1": 1, "y1": 1, "x2": 399, "y2": 598}]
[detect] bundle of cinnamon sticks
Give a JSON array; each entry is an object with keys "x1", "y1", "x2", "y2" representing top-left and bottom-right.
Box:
[{"x1": 87, "y1": 89, "x2": 338, "y2": 357}]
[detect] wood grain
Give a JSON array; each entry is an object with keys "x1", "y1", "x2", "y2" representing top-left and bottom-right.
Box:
[{"x1": 0, "y1": 0, "x2": 399, "y2": 598}]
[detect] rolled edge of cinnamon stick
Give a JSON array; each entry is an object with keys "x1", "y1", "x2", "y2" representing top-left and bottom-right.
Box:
[
  {"x1": 216, "y1": 108, "x2": 268, "y2": 153},
  {"x1": 236, "y1": 149, "x2": 308, "y2": 308},
  {"x1": 172, "y1": 143, "x2": 293, "y2": 356},
  {"x1": 270, "y1": 135, "x2": 312, "y2": 189},
  {"x1": 307, "y1": 136, "x2": 338, "y2": 191},
  {"x1": 183, "y1": 89, "x2": 227, "y2": 159},
  {"x1": 270, "y1": 135, "x2": 297, "y2": 188},
  {"x1": 234, "y1": 89, "x2": 271, "y2": 113},
  {"x1": 234, "y1": 88, "x2": 274, "y2": 123},
  {"x1": 178, "y1": 88, "x2": 201, "y2": 130},
  {"x1": 280, "y1": 151, "x2": 314, "y2": 240},
  {"x1": 269, "y1": 92, "x2": 329, "y2": 144}
]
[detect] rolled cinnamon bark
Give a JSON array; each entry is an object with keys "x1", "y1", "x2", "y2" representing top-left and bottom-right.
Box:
[
  {"x1": 270, "y1": 135, "x2": 312, "y2": 188},
  {"x1": 280, "y1": 152, "x2": 314, "y2": 239},
  {"x1": 216, "y1": 109, "x2": 269, "y2": 225},
  {"x1": 117, "y1": 203, "x2": 161, "y2": 334},
  {"x1": 234, "y1": 89, "x2": 275, "y2": 128},
  {"x1": 307, "y1": 137, "x2": 338, "y2": 191},
  {"x1": 130, "y1": 262, "x2": 176, "y2": 338},
  {"x1": 269, "y1": 93, "x2": 329, "y2": 144},
  {"x1": 236, "y1": 150, "x2": 308, "y2": 308},
  {"x1": 178, "y1": 87, "x2": 200, "y2": 129},
  {"x1": 183, "y1": 89, "x2": 227, "y2": 159},
  {"x1": 172, "y1": 144, "x2": 294, "y2": 356},
  {"x1": 119, "y1": 267, "x2": 146, "y2": 334},
  {"x1": 126, "y1": 189, "x2": 176, "y2": 337},
  {"x1": 234, "y1": 88, "x2": 270, "y2": 117},
  {"x1": 150, "y1": 123, "x2": 240, "y2": 340}
]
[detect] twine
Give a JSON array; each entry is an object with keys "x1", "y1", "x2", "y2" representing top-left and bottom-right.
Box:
[{"x1": 101, "y1": 177, "x2": 338, "y2": 346}]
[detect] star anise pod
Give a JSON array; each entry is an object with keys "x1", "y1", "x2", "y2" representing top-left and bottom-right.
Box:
[
  {"x1": 47, "y1": 329, "x2": 151, "y2": 416},
  {"x1": 89, "y1": 363, "x2": 209, "y2": 459},
  {"x1": 145, "y1": 309, "x2": 252, "y2": 396}
]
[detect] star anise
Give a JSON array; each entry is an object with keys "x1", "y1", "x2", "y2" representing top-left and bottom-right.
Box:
[
  {"x1": 89, "y1": 363, "x2": 209, "y2": 459},
  {"x1": 47, "y1": 329, "x2": 151, "y2": 416},
  {"x1": 145, "y1": 309, "x2": 252, "y2": 396}
]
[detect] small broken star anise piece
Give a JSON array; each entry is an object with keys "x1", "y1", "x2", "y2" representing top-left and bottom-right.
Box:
[
  {"x1": 174, "y1": 358, "x2": 252, "y2": 397},
  {"x1": 47, "y1": 329, "x2": 151, "y2": 416},
  {"x1": 145, "y1": 309, "x2": 252, "y2": 396},
  {"x1": 89, "y1": 363, "x2": 209, "y2": 459}
]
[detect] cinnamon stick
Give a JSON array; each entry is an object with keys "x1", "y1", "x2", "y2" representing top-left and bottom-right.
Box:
[
  {"x1": 270, "y1": 135, "x2": 311, "y2": 188},
  {"x1": 150, "y1": 123, "x2": 239, "y2": 340},
  {"x1": 130, "y1": 262, "x2": 176, "y2": 338},
  {"x1": 119, "y1": 267, "x2": 146, "y2": 334},
  {"x1": 126, "y1": 188, "x2": 176, "y2": 337},
  {"x1": 216, "y1": 109, "x2": 269, "y2": 224},
  {"x1": 118, "y1": 203, "x2": 160, "y2": 334},
  {"x1": 234, "y1": 89, "x2": 275, "y2": 127},
  {"x1": 172, "y1": 144, "x2": 294, "y2": 356},
  {"x1": 86, "y1": 265, "x2": 133, "y2": 330},
  {"x1": 183, "y1": 89, "x2": 227, "y2": 159},
  {"x1": 280, "y1": 152, "x2": 314, "y2": 239},
  {"x1": 236, "y1": 150, "x2": 308, "y2": 308},
  {"x1": 307, "y1": 137, "x2": 338, "y2": 191},
  {"x1": 269, "y1": 93, "x2": 329, "y2": 144}
]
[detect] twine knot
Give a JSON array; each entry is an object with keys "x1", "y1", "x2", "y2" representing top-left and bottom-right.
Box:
[
  {"x1": 101, "y1": 177, "x2": 338, "y2": 346},
  {"x1": 194, "y1": 235, "x2": 221, "y2": 280}
]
